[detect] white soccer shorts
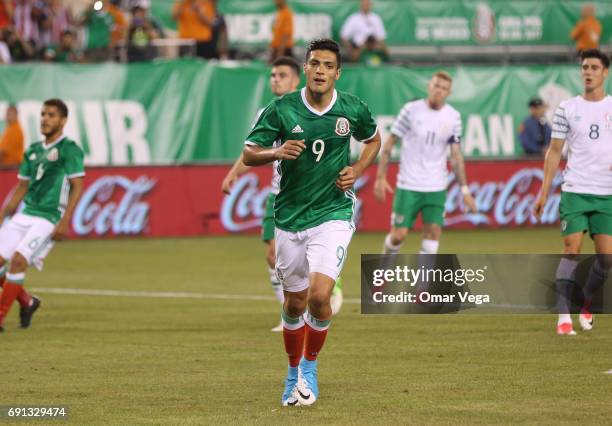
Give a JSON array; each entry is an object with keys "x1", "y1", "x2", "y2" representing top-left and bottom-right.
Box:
[
  {"x1": 0, "y1": 213, "x2": 55, "y2": 270},
  {"x1": 275, "y1": 220, "x2": 355, "y2": 292}
]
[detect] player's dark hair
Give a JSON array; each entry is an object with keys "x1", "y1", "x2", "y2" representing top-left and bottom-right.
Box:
[
  {"x1": 272, "y1": 56, "x2": 301, "y2": 77},
  {"x1": 43, "y1": 98, "x2": 69, "y2": 117},
  {"x1": 306, "y1": 38, "x2": 341, "y2": 69},
  {"x1": 580, "y1": 49, "x2": 610, "y2": 69}
]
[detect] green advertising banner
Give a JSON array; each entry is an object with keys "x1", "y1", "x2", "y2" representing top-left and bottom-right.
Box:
[
  {"x1": 0, "y1": 59, "x2": 610, "y2": 165},
  {"x1": 152, "y1": 0, "x2": 612, "y2": 47}
]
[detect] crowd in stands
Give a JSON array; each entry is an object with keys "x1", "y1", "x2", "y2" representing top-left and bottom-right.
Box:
[
  {"x1": 0, "y1": 0, "x2": 165, "y2": 63},
  {"x1": 0, "y1": 0, "x2": 606, "y2": 65}
]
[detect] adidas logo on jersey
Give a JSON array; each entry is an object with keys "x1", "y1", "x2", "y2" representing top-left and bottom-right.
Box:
[{"x1": 291, "y1": 125, "x2": 304, "y2": 133}]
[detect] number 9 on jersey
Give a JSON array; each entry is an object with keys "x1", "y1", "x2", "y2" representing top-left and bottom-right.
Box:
[{"x1": 312, "y1": 139, "x2": 325, "y2": 162}]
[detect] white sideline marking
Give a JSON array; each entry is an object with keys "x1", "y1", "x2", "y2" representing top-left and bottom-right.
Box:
[
  {"x1": 30, "y1": 287, "x2": 361, "y2": 304},
  {"x1": 604, "y1": 370, "x2": 612, "y2": 375},
  {"x1": 27, "y1": 288, "x2": 554, "y2": 312}
]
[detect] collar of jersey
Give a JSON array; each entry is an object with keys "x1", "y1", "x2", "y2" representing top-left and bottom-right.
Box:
[
  {"x1": 42, "y1": 134, "x2": 66, "y2": 150},
  {"x1": 578, "y1": 94, "x2": 610, "y2": 104},
  {"x1": 301, "y1": 87, "x2": 337, "y2": 116}
]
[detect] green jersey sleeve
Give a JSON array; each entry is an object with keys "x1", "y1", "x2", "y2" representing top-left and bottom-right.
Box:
[
  {"x1": 17, "y1": 151, "x2": 32, "y2": 180},
  {"x1": 245, "y1": 101, "x2": 281, "y2": 148},
  {"x1": 64, "y1": 143, "x2": 85, "y2": 177},
  {"x1": 353, "y1": 100, "x2": 378, "y2": 142}
]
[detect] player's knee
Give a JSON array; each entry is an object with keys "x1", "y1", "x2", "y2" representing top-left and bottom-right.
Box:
[
  {"x1": 284, "y1": 293, "x2": 307, "y2": 317},
  {"x1": 308, "y1": 289, "x2": 330, "y2": 312},
  {"x1": 390, "y1": 228, "x2": 408, "y2": 244},
  {"x1": 423, "y1": 225, "x2": 441, "y2": 241},
  {"x1": 9, "y1": 252, "x2": 28, "y2": 273},
  {"x1": 562, "y1": 240, "x2": 581, "y2": 255}
]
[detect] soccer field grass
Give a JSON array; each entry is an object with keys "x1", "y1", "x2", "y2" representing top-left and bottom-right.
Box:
[{"x1": 2, "y1": 228, "x2": 611, "y2": 425}]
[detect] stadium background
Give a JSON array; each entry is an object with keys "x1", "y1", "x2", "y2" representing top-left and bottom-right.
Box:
[
  {"x1": 1, "y1": 0, "x2": 612, "y2": 424},
  {"x1": 2, "y1": 0, "x2": 612, "y2": 239}
]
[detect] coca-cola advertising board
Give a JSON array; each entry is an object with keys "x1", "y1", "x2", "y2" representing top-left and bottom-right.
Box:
[{"x1": 0, "y1": 160, "x2": 560, "y2": 238}]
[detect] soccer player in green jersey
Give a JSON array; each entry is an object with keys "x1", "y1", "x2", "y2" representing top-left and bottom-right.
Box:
[
  {"x1": 243, "y1": 39, "x2": 381, "y2": 406},
  {"x1": 534, "y1": 49, "x2": 612, "y2": 336},
  {"x1": 0, "y1": 99, "x2": 85, "y2": 332},
  {"x1": 222, "y1": 57, "x2": 345, "y2": 332}
]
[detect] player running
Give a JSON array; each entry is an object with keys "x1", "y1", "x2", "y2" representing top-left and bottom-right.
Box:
[
  {"x1": 374, "y1": 71, "x2": 476, "y2": 257},
  {"x1": 0, "y1": 99, "x2": 84, "y2": 332},
  {"x1": 534, "y1": 49, "x2": 612, "y2": 336},
  {"x1": 222, "y1": 57, "x2": 344, "y2": 332},
  {"x1": 242, "y1": 39, "x2": 381, "y2": 406}
]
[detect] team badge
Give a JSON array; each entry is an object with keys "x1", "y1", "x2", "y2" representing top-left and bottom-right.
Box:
[
  {"x1": 335, "y1": 117, "x2": 350, "y2": 136},
  {"x1": 392, "y1": 213, "x2": 404, "y2": 225},
  {"x1": 560, "y1": 220, "x2": 567, "y2": 232},
  {"x1": 47, "y1": 148, "x2": 59, "y2": 162},
  {"x1": 605, "y1": 113, "x2": 612, "y2": 129},
  {"x1": 29, "y1": 153, "x2": 36, "y2": 160}
]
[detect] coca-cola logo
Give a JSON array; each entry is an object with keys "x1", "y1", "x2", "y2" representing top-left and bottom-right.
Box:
[
  {"x1": 445, "y1": 168, "x2": 562, "y2": 226},
  {"x1": 73, "y1": 175, "x2": 156, "y2": 236},
  {"x1": 221, "y1": 173, "x2": 368, "y2": 232}
]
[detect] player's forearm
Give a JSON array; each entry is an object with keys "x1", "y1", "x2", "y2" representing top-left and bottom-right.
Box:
[
  {"x1": 539, "y1": 143, "x2": 563, "y2": 195},
  {"x1": 62, "y1": 177, "x2": 84, "y2": 223},
  {"x1": 229, "y1": 153, "x2": 252, "y2": 177},
  {"x1": 376, "y1": 135, "x2": 396, "y2": 179},
  {"x1": 4, "y1": 180, "x2": 28, "y2": 214},
  {"x1": 450, "y1": 149, "x2": 469, "y2": 186},
  {"x1": 242, "y1": 145, "x2": 277, "y2": 166},
  {"x1": 353, "y1": 134, "x2": 381, "y2": 177}
]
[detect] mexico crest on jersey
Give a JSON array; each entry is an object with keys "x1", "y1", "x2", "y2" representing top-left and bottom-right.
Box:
[
  {"x1": 605, "y1": 113, "x2": 612, "y2": 129},
  {"x1": 335, "y1": 117, "x2": 350, "y2": 136},
  {"x1": 47, "y1": 148, "x2": 59, "y2": 162}
]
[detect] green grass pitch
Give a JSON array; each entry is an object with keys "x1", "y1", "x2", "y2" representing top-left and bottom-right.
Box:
[{"x1": 2, "y1": 228, "x2": 611, "y2": 424}]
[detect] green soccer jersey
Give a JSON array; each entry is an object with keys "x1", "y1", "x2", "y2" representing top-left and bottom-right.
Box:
[
  {"x1": 246, "y1": 88, "x2": 378, "y2": 232},
  {"x1": 18, "y1": 136, "x2": 85, "y2": 224}
]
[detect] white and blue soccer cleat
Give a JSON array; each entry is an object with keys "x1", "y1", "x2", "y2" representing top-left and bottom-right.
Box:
[
  {"x1": 281, "y1": 366, "x2": 300, "y2": 406},
  {"x1": 296, "y1": 357, "x2": 318, "y2": 406}
]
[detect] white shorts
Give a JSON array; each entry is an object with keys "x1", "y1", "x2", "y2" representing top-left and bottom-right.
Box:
[
  {"x1": 275, "y1": 220, "x2": 355, "y2": 293},
  {"x1": 0, "y1": 213, "x2": 55, "y2": 271}
]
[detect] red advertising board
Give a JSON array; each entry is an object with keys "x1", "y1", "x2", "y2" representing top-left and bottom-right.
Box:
[{"x1": 0, "y1": 160, "x2": 560, "y2": 238}]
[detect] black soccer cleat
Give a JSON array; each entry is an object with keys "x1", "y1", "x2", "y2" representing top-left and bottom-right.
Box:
[
  {"x1": 0, "y1": 325, "x2": 4, "y2": 333},
  {"x1": 20, "y1": 296, "x2": 41, "y2": 329}
]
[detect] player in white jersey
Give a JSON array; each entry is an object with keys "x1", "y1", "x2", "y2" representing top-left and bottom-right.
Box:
[
  {"x1": 534, "y1": 49, "x2": 612, "y2": 336},
  {"x1": 221, "y1": 57, "x2": 344, "y2": 331},
  {"x1": 375, "y1": 71, "x2": 476, "y2": 257}
]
